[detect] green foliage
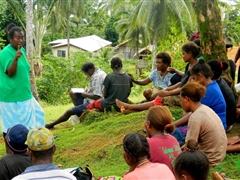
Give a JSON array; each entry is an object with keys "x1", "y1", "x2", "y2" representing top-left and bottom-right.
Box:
[
  {"x1": 223, "y1": 2, "x2": 240, "y2": 44},
  {"x1": 104, "y1": 17, "x2": 119, "y2": 46},
  {"x1": 37, "y1": 53, "x2": 89, "y2": 104}
]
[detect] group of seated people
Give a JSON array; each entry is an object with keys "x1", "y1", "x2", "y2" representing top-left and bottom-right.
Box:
[{"x1": 2, "y1": 39, "x2": 240, "y2": 179}]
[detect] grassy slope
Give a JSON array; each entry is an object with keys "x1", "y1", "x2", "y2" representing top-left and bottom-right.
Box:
[{"x1": 0, "y1": 103, "x2": 240, "y2": 179}]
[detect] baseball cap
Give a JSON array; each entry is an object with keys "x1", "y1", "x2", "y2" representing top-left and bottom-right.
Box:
[
  {"x1": 6, "y1": 124, "x2": 29, "y2": 153},
  {"x1": 25, "y1": 127, "x2": 54, "y2": 151}
]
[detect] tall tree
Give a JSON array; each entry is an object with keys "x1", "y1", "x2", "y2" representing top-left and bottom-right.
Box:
[
  {"x1": 120, "y1": 0, "x2": 192, "y2": 69},
  {"x1": 56, "y1": 0, "x2": 83, "y2": 58},
  {"x1": 26, "y1": 0, "x2": 39, "y2": 100}
]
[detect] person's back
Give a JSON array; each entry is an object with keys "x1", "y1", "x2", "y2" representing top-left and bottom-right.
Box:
[
  {"x1": 123, "y1": 162, "x2": 175, "y2": 180},
  {"x1": 122, "y1": 132, "x2": 175, "y2": 180},
  {"x1": 0, "y1": 124, "x2": 31, "y2": 180},
  {"x1": 145, "y1": 106, "x2": 181, "y2": 172},
  {"x1": 200, "y1": 80, "x2": 227, "y2": 129},
  {"x1": 217, "y1": 78, "x2": 236, "y2": 129},
  {"x1": 101, "y1": 57, "x2": 132, "y2": 110},
  {"x1": 12, "y1": 127, "x2": 76, "y2": 180},
  {"x1": 186, "y1": 104, "x2": 227, "y2": 165},
  {"x1": 101, "y1": 72, "x2": 132, "y2": 109}
]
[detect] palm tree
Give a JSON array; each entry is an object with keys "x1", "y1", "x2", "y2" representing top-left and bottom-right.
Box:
[
  {"x1": 26, "y1": 0, "x2": 39, "y2": 100},
  {"x1": 55, "y1": 0, "x2": 83, "y2": 58},
  {"x1": 103, "y1": 0, "x2": 192, "y2": 68}
]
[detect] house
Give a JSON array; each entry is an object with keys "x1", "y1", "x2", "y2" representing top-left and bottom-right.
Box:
[
  {"x1": 48, "y1": 35, "x2": 112, "y2": 58},
  {"x1": 114, "y1": 40, "x2": 138, "y2": 59}
]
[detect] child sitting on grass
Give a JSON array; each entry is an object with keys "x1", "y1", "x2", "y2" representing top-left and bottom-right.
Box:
[{"x1": 144, "y1": 106, "x2": 181, "y2": 172}]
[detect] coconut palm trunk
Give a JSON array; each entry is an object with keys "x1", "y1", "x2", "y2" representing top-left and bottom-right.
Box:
[{"x1": 26, "y1": 0, "x2": 39, "y2": 100}]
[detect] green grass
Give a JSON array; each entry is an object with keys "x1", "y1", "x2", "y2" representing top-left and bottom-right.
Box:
[{"x1": 1, "y1": 95, "x2": 240, "y2": 179}]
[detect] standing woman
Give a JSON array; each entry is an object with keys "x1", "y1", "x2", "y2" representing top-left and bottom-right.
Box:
[{"x1": 0, "y1": 24, "x2": 45, "y2": 153}]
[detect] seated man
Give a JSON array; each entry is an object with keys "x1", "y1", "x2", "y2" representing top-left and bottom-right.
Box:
[
  {"x1": 45, "y1": 62, "x2": 106, "y2": 129},
  {"x1": 129, "y1": 52, "x2": 181, "y2": 101},
  {"x1": 12, "y1": 127, "x2": 76, "y2": 180},
  {"x1": 0, "y1": 124, "x2": 31, "y2": 179}
]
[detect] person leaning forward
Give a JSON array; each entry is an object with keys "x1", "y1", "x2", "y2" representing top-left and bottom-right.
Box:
[
  {"x1": 12, "y1": 127, "x2": 76, "y2": 180},
  {"x1": 45, "y1": 62, "x2": 107, "y2": 129}
]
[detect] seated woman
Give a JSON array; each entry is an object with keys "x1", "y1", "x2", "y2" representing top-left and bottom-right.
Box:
[
  {"x1": 116, "y1": 41, "x2": 200, "y2": 114},
  {"x1": 145, "y1": 106, "x2": 181, "y2": 172},
  {"x1": 177, "y1": 81, "x2": 227, "y2": 166},
  {"x1": 173, "y1": 140, "x2": 209, "y2": 180},
  {"x1": 122, "y1": 132, "x2": 175, "y2": 180},
  {"x1": 207, "y1": 60, "x2": 236, "y2": 132},
  {"x1": 129, "y1": 52, "x2": 180, "y2": 101},
  {"x1": 172, "y1": 60, "x2": 227, "y2": 145}
]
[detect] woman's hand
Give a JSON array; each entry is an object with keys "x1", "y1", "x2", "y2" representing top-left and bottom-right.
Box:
[{"x1": 15, "y1": 45, "x2": 22, "y2": 60}]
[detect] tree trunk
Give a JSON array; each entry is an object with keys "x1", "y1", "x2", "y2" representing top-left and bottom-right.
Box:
[
  {"x1": 67, "y1": 10, "x2": 70, "y2": 58},
  {"x1": 193, "y1": 0, "x2": 227, "y2": 62},
  {"x1": 26, "y1": 0, "x2": 39, "y2": 101},
  {"x1": 151, "y1": 33, "x2": 157, "y2": 71},
  {"x1": 193, "y1": 0, "x2": 233, "y2": 86}
]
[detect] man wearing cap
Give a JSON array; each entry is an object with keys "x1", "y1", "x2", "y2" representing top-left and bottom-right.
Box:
[
  {"x1": 0, "y1": 124, "x2": 31, "y2": 180},
  {"x1": 12, "y1": 127, "x2": 76, "y2": 180}
]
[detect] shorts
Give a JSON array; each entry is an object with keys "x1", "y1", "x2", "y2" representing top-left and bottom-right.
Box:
[
  {"x1": 153, "y1": 97, "x2": 163, "y2": 106},
  {"x1": 86, "y1": 100, "x2": 104, "y2": 111}
]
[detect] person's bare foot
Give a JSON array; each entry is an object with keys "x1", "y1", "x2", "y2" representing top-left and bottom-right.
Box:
[{"x1": 116, "y1": 99, "x2": 130, "y2": 110}]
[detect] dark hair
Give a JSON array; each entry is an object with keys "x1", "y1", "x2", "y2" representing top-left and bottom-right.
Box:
[
  {"x1": 146, "y1": 106, "x2": 175, "y2": 133},
  {"x1": 6, "y1": 23, "x2": 23, "y2": 40},
  {"x1": 182, "y1": 42, "x2": 201, "y2": 58},
  {"x1": 207, "y1": 60, "x2": 228, "y2": 80},
  {"x1": 81, "y1": 62, "x2": 95, "y2": 73},
  {"x1": 190, "y1": 59, "x2": 213, "y2": 78},
  {"x1": 111, "y1": 57, "x2": 122, "y2": 69},
  {"x1": 181, "y1": 81, "x2": 206, "y2": 102},
  {"x1": 156, "y1": 52, "x2": 171, "y2": 66},
  {"x1": 173, "y1": 140, "x2": 209, "y2": 180},
  {"x1": 30, "y1": 147, "x2": 54, "y2": 160},
  {"x1": 193, "y1": 39, "x2": 200, "y2": 47},
  {"x1": 123, "y1": 132, "x2": 150, "y2": 163}
]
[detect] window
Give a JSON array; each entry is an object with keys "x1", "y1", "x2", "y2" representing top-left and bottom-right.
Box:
[{"x1": 57, "y1": 50, "x2": 66, "y2": 57}]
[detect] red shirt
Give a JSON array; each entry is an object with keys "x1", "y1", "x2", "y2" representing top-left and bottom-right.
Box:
[{"x1": 148, "y1": 134, "x2": 181, "y2": 172}]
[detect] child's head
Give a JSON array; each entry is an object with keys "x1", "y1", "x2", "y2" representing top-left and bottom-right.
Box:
[
  {"x1": 173, "y1": 140, "x2": 209, "y2": 180},
  {"x1": 145, "y1": 106, "x2": 175, "y2": 136},
  {"x1": 123, "y1": 132, "x2": 150, "y2": 165},
  {"x1": 111, "y1": 57, "x2": 123, "y2": 69},
  {"x1": 207, "y1": 60, "x2": 228, "y2": 80},
  {"x1": 190, "y1": 59, "x2": 213, "y2": 84},
  {"x1": 156, "y1": 52, "x2": 172, "y2": 66}
]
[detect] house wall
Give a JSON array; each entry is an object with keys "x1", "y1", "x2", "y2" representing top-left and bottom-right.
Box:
[
  {"x1": 52, "y1": 46, "x2": 80, "y2": 58},
  {"x1": 116, "y1": 43, "x2": 138, "y2": 59}
]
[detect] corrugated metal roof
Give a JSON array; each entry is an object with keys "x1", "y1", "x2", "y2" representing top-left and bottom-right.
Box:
[{"x1": 49, "y1": 35, "x2": 112, "y2": 52}]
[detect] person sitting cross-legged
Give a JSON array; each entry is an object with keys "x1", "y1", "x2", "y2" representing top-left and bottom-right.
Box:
[{"x1": 128, "y1": 52, "x2": 181, "y2": 101}]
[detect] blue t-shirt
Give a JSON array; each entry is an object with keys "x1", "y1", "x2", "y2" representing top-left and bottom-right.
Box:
[
  {"x1": 149, "y1": 70, "x2": 174, "y2": 89},
  {"x1": 200, "y1": 80, "x2": 226, "y2": 129}
]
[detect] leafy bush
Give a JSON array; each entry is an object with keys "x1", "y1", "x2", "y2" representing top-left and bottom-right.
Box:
[{"x1": 37, "y1": 53, "x2": 91, "y2": 104}]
